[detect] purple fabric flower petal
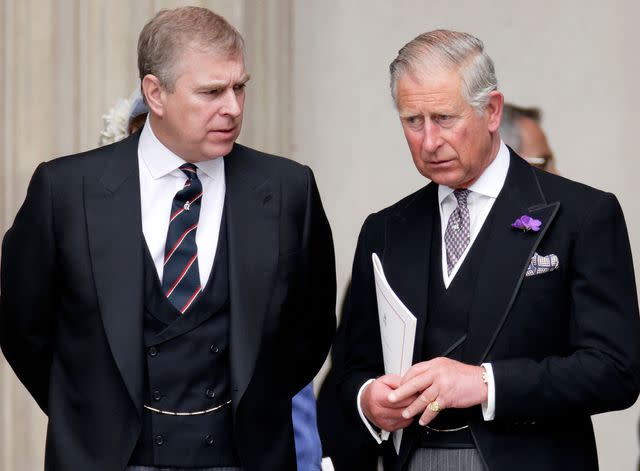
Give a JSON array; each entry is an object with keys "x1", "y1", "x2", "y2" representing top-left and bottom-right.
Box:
[
  {"x1": 511, "y1": 215, "x2": 542, "y2": 232},
  {"x1": 511, "y1": 219, "x2": 525, "y2": 230},
  {"x1": 529, "y1": 219, "x2": 542, "y2": 232}
]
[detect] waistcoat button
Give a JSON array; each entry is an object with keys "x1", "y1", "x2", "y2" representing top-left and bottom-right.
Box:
[
  {"x1": 203, "y1": 435, "x2": 215, "y2": 446},
  {"x1": 152, "y1": 390, "x2": 162, "y2": 401},
  {"x1": 205, "y1": 388, "x2": 216, "y2": 399},
  {"x1": 154, "y1": 434, "x2": 164, "y2": 446},
  {"x1": 148, "y1": 346, "x2": 158, "y2": 357}
]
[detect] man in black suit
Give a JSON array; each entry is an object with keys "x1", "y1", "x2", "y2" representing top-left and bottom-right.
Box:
[
  {"x1": 0, "y1": 6, "x2": 335, "y2": 471},
  {"x1": 338, "y1": 29, "x2": 640, "y2": 470}
]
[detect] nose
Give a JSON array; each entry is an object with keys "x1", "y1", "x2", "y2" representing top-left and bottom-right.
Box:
[
  {"x1": 422, "y1": 121, "x2": 441, "y2": 153},
  {"x1": 221, "y1": 89, "x2": 243, "y2": 118}
]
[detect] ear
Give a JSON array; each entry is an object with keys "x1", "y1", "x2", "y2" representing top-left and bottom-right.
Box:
[
  {"x1": 142, "y1": 74, "x2": 166, "y2": 118},
  {"x1": 485, "y1": 90, "x2": 504, "y2": 133}
]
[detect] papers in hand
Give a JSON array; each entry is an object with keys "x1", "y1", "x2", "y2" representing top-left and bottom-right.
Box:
[{"x1": 372, "y1": 253, "x2": 417, "y2": 453}]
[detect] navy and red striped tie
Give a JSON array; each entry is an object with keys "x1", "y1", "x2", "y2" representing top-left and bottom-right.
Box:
[{"x1": 162, "y1": 163, "x2": 203, "y2": 314}]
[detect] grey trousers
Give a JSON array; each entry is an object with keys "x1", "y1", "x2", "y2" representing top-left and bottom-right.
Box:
[
  {"x1": 125, "y1": 467, "x2": 242, "y2": 471},
  {"x1": 406, "y1": 448, "x2": 485, "y2": 471}
]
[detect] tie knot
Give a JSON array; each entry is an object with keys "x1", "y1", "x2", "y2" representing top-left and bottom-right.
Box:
[
  {"x1": 453, "y1": 189, "x2": 470, "y2": 207},
  {"x1": 180, "y1": 163, "x2": 199, "y2": 180}
]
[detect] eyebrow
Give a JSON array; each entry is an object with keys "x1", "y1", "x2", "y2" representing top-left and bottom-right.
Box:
[{"x1": 199, "y1": 74, "x2": 251, "y2": 89}]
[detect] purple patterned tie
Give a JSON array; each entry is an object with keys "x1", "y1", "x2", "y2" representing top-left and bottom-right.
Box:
[{"x1": 444, "y1": 189, "x2": 471, "y2": 275}]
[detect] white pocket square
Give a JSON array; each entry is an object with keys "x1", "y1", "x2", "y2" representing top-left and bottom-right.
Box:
[{"x1": 526, "y1": 252, "x2": 559, "y2": 277}]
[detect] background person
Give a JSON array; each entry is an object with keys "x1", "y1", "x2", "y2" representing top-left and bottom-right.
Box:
[{"x1": 499, "y1": 103, "x2": 557, "y2": 173}]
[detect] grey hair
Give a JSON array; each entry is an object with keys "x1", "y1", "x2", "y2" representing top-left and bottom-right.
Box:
[
  {"x1": 389, "y1": 30, "x2": 497, "y2": 112},
  {"x1": 137, "y1": 6, "x2": 245, "y2": 92},
  {"x1": 500, "y1": 103, "x2": 542, "y2": 152}
]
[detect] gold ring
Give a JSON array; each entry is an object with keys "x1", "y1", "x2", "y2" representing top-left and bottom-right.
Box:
[{"x1": 427, "y1": 401, "x2": 441, "y2": 413}]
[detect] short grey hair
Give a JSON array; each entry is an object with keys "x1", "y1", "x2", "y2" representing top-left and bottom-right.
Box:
[
  {"x1": 500, "y1": 103, "x2": 542, "y2": 152},
  {"x1": 389, "y1": 30, "x2": 497, "y2": 112},
  {"x1": 138, "y1": 6, "x2": 245, "y2": 92}
]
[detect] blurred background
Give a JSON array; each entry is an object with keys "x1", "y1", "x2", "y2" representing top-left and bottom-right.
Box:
[{"x1": 1, "y1": 0, "x2": 639, "y2": 468}]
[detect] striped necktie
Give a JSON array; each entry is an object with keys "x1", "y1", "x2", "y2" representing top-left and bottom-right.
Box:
[{"x1": 162, "y1": 163, "x2": 203, "y2": 314}]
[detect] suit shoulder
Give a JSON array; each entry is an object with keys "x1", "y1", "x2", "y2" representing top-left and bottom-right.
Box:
[
  {"x1": 41, "y1": 140, "x2": 125, "y2": 178},
  {"x1": 231, "y1": 143, "x2": 308, "y2": 176},
  {"x1": 368, "y1": 184, "x2": 433, "y2": 221},
  {"x1": 535, "y1": 168, "x2": 617, "y2": 208},
  {"x1": 357, "y1": 184, "x2": 433, "y2": 239}
]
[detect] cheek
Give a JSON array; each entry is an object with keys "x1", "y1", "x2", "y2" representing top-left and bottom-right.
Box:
[{"x1": 403, "y1": 130, "x2": 422, "y2": 154}]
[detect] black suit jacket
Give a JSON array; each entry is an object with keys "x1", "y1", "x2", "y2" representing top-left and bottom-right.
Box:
[
  {"x1": 338, "y1": 151, "x2": 640, "y2": 470},
  {"x1": 0, "y1": 133, "x2": 336, "y2": 471}
]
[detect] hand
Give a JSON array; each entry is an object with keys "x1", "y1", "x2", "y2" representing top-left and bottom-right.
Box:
[
  {"x1": 388, "y1": 358, "x2": 488, "y2": 426},
  {"x1": 361, "y1": 374, "x2": 417, "y2": 432}
]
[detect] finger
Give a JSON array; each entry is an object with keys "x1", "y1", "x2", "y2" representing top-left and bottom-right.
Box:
[
  {"x1": 389, "y1": 373, "x2": 433, "y2": 403},
  {"x1": 418, "y1": 398, "x2": 445, "y2": 426},
  {"x1": 381, "y1": 409, "x2": 413, "y2": 432},
  {"x1": 400, "y1": 386, "x2": 438, "y2": 420},
  {"x1": 382, "y1": 393, "x2": 420, "y2": 409},
  {"x1": 402, "y1": 391, "x2": 435, "y2": 419},
  {"x1": 378, "y1": 374, "x2": 403, "y2": 389},
  {"x1": 401, "y1": 362, "x2": 431, "y2": 384}
]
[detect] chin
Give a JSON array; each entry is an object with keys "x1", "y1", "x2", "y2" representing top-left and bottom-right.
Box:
[{"x1": 204, "y1": 142, "x2": 235, "y2": 159}]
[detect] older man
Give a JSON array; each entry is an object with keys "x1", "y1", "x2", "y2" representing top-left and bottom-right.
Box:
[
  {"x1": 0, "y1": 7, "x2": 335, "y2": 471},
  {"x1": 338, "y1": 30, "x2": 640, "y2": 470}
]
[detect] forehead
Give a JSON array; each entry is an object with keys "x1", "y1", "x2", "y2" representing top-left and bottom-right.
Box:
[
  {"x1": 518, "y1": 117, "x2": 551, "y2": 156},
  {"x1": 396, "y1": 67, "x2": 465, "y2": 111},
  {"x1": 173, "y1": 47, "x2": 246, "y2": 83}
]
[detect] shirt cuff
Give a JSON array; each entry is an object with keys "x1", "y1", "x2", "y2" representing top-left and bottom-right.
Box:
[
  {"x1": 481, "y1": 363, "x2": 495, "y2": 421},
  {"x1": 357, "y1": 378, "x2": 390, "y2": 443}
]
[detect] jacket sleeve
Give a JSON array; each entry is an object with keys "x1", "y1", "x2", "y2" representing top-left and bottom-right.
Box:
[
  {"x1": 492, "y1": 192, "x2": 640, "y2": 419},
  {"x1": 1, "y1": 162, "x2": 57, "y2": 413},
  {"x1": 279, "y1": 166, "x2": 336, "y2": 395},
  {"x1": 337, "y1": 214, "x2": 387, "y2": 428}
]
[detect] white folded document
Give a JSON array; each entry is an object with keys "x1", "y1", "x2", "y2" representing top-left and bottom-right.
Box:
[{"x1": 372, "y1": 253, "x2": 417, "y2": 453}]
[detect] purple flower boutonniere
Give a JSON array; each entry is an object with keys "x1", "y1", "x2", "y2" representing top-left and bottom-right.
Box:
[{"x1": 511, "y1": 215, "x2": 542, "y2": 232}]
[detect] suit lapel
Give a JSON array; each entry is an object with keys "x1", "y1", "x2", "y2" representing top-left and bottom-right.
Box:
[
  {"x1": 381, "y1": 185, "x2": 436, "y2": 466},
  {"x1": 85, "y1": 133, "x2": 144, "y2": 417},
  {"x1": 464, "y1": 153, "x2": 559, "y2": 364},
  {"x1": 381, "y1": 184, "x2": 437, "y2": 364},
  {"x1": 224, "y1": 146, "x2": 279, "y2": 410}
]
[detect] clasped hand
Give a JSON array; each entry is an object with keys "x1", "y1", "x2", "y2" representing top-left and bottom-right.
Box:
[{"x1": 361, "y1": 357, "x2": 487, "y2": 431}]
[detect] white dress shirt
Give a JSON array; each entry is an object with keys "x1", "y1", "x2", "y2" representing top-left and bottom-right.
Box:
[
  {"x1": 138, "y1": 120, "x2": 226, "y2": 288},
  {"x1": 358, "y1": 142, "x2": 511, "y2": 442}
]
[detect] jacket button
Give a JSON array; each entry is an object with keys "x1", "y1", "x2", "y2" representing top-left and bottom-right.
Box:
[
  {"x1": 205, "y1": 388, "x2": 216, "y2": 399},
  {"x1": 203, "y1": 435, "x2": 215, "y2": 446},
  {"x1": 210, "y1": 344, "x2": 220, "y2": 354},
  {"x1": 154, "y1": 434, "x2": 164, "y2": 446},
  {"x1": 148, "y1": 346, "x2": 158, "y2": 357},
  {"x1": 152, "y1": 390, "x2": 162, "y2": 401}
]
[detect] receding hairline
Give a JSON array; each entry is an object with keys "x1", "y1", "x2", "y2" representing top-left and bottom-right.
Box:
[
  {"x1": 137, "y1": 6, "x2": 245, "y2": 90},
  {"x1": 389, "y1": 30, "x2": 498, "y2": 113}
]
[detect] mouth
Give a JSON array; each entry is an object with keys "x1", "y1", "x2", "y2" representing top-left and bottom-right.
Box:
[
  {"x1": 428, "y1": 158, "x2": 455, "y2": 167},
  {"x1": 208, "y1": 128, "x2": 236, "y2": 138}
]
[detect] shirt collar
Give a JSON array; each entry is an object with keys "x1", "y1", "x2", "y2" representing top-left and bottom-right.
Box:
[
  {"x1": 438, "y1": 140, "x2": 510, "y2": 204},
  {"x1": 138, "y1": 119, "x2": 224, "y2": 180}
]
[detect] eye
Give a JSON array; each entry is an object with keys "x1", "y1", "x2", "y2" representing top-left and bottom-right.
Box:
[
  {"x1": 435, "y1": 114, "x2": 451, "y2": 122},
  {"x1": 234, "y1": 83, "x2": 247, "y2": 91},
  {"x1": 403, "y1": 115, "x2": 423, "y2": 127},
  {"x1": 203, "y1": 89, "x2": 221, "y2": 96}
]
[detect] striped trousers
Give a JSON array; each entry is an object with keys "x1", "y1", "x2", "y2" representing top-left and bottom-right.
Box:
[{"x1": 406, "y1": 448, "x2": 485, "y2": 471}]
